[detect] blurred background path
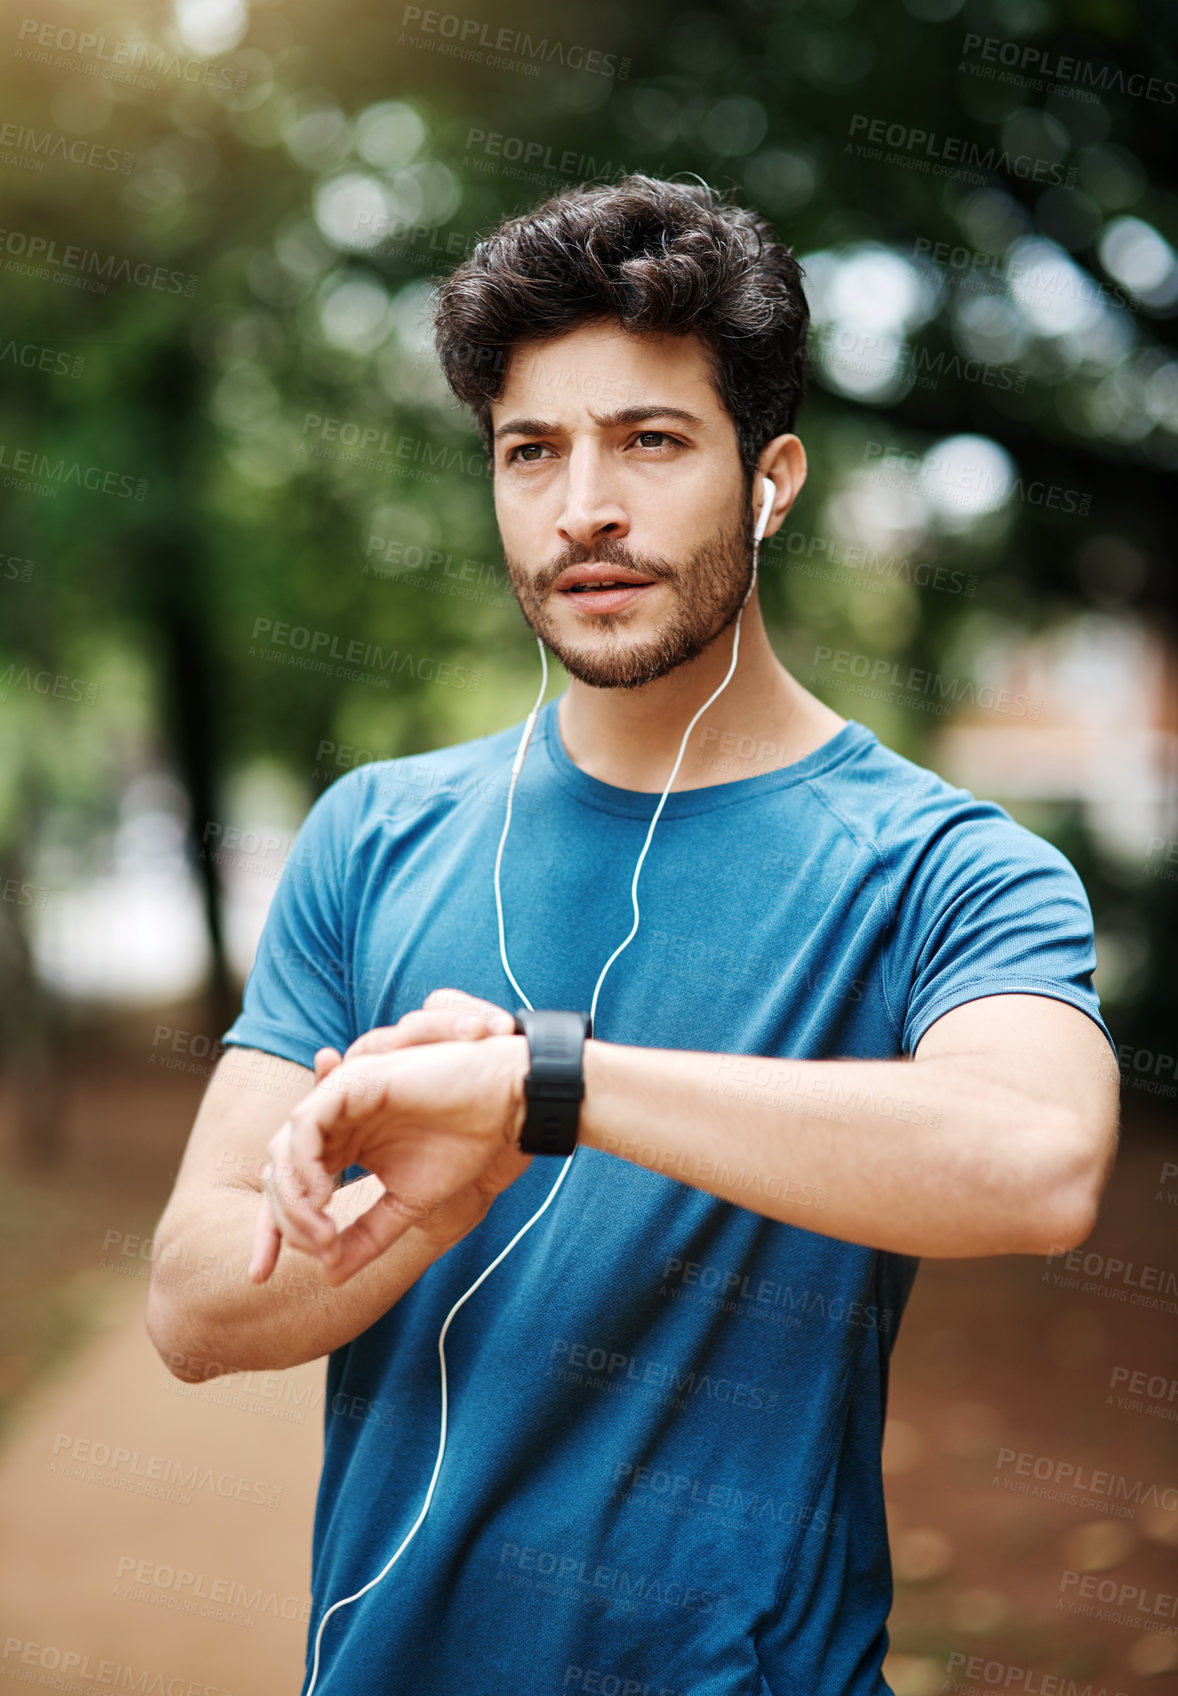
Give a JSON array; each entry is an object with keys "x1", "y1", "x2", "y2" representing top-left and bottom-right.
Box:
[{"x1": 0, "y1": 1265, "x2": 323, "y2": 1693}]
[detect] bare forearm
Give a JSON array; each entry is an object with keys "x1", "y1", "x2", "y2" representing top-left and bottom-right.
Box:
[
  {"x1": 147, "y1": 1176, "x2": 453, "y2": 1378},
  {"x1": 579, "y1": 1040, "x2": 1085, "y2": 1258}
]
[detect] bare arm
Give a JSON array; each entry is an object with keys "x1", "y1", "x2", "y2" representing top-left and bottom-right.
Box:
[
  {"x1": 578, "y1": 993, "x2": 1120, "y2": 1258},
  {"x1": 263, "y1": 991, "x2": 1120, "y2": 1283},
  {"x1": 144, "y1": 1047, "x2": 478, "y2": 1381}
]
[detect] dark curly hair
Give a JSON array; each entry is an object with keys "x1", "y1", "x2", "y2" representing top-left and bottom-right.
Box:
[{"x1": 432, "y1": 173, "x2": 809, "y2": 478}]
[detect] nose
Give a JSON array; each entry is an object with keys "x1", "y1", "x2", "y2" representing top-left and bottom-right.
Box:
[{"x1": 556, "y1": 447, "x2": 630, "y2": 553}]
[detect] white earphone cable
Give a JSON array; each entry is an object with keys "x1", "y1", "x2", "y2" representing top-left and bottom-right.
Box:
[{"x1": 304, "y1": 477, "x2": 775, "y2": 1692}]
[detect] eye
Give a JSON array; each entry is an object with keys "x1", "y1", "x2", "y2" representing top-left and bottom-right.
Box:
[
  {"x1": 505, "y1": 442, "x2": 552, "y2": 464},
  {"x1": 633, "y1": 431, "x2": 681, "y2": 449}
]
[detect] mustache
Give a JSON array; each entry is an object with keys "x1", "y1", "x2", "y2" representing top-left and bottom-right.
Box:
[{"x1": 529, "y1": 540, "x2": 680, "y2": 597}]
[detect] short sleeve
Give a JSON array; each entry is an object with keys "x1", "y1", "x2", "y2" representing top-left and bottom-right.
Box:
[
  {"x1": 220, "y1": 770, "x2": 365, "y2": 1069},
  {"x1": 895, "y1": 809, "x2": 1113, "y2": 1057}
]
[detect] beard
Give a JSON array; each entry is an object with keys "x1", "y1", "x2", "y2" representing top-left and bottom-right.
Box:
[{"x1": 503, "y1": 496, "x2": 756, "y2": 690}]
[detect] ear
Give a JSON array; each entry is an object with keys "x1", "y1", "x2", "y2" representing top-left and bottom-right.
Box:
[{"x1": 754, "y1": 435, "x2": 807, "y2": 542}]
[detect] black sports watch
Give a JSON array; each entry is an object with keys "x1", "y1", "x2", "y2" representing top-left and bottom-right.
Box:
[{"x1": 512, "y1": 1010, "x2": 593, "y2": 1156}]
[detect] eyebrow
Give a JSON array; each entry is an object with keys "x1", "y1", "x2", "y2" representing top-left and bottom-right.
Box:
[{"x1": 492, "y1": 405, "x2": 705, "y2": 442}]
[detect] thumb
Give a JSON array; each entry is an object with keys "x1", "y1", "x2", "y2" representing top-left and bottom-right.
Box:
[{"x1": 314, "y1": 1047, "x2": 343, "y2": 1083}]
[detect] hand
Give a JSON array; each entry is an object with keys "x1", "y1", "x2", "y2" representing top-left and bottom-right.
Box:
[
  {"x1": 339, "y1": 987, "x2": 518, "y2": 1062},
  {"x1": 249, "y1": 990, "x2": 528, "y2": 1286}
]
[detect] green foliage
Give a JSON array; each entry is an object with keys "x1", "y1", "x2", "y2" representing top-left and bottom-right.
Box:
[{"x1": 0, "y1": 0, "x2": 1174, "y2": 1033}]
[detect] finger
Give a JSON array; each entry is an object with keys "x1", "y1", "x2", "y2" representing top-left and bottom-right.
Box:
[
  {"x1": 423, "y1": 987, "x2": 516, "y2": 1032},
  {"x1": 314, "y1": 1047, "x2": 343, "y2": 1082},
  {"x1": 312, "y1": 1187, "x2": 432, "y2": 1284},
  {"x1": 247, "y1": 1193, "x2": 282, "y2": 1283},
  {"x1": 262, "y1": 1143, "x2": 336, "y2": 1255},
  {"x1": 340, "y1": 1026, "x2": 402, "y2": 1061},
  {"x1": 343, "y1": 1016, "x2": 454, "y2": 1060},
  {"x1": 267, "y1": 1177, "x2": 335, "y2": 1257},
  {"x1": 343, "y1": 1009, "x2": 505, "y2": 1060},
  {"x1": 454, "y1": 1012, "x2": 516, "y2": 1038},
  {"x1": 281, "y1": 1066, "x2": 377, "y2": 1207}
]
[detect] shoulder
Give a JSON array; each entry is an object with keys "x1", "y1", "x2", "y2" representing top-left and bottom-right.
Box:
[
  {"x1": 304, "y1": 720, "x2": 525, "y2": 838},
  {"x1": 808, "y1": 728, "x2": 1083, "y2": 896}
]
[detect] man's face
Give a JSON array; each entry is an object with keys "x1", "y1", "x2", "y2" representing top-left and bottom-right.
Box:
[{"x1": 490, "y1": 322, "x2": 754, "y2": 690}]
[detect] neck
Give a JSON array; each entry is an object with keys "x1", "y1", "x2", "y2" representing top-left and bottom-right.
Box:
[{"x1": 554, "y1": 595, "x2": 847, "y2": 793}]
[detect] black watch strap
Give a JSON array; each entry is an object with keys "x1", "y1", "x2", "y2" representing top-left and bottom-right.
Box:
[{"x1": 513, "y1": 1010, "x2": 592, "y2": 1156}]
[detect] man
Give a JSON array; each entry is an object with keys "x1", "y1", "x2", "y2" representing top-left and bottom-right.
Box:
[{"x1": 147, "y1": 176, "x2": 1119, "y2": 1695}]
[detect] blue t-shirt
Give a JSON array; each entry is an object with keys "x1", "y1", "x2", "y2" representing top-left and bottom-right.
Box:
[{"x1": 222, "y1": 701, "x2": 1108, "y2": 1696}]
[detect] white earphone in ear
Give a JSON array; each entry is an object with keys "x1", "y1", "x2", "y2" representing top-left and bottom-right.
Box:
[{"x1": 754, "y1": 475, "x2": 776, "y2": 545}]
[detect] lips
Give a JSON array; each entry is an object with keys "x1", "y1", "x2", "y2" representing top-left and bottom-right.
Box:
[
  {"x1": 565, "y1": 578, "x2": 643, "y2": 593},
  {"x1": 553, "y1": 564, "x2": 658, "y2": 594},
  {"x1": 553, "y1": 563, "x2": 660, "y2": 614}
]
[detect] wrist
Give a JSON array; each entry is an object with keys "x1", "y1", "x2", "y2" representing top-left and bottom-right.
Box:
[
  {"x1": 492, "y1": 1033, "x2": 529, "y2": 1149},
  {"x1": 577, "y1": 1038, "x2": 608, "y2": 1151}
]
